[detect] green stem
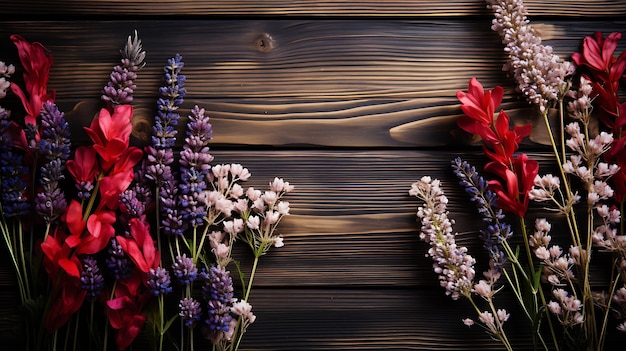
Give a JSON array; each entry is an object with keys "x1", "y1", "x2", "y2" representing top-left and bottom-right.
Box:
[
  {"x1": 599, "y1": 259, "x2": 620, "y2": 351},
  {"x1": 158, "y1": 294, "x2": 165, "y2": 351},
  {"x1": 519, "y1": 218, "x2": 560, "y2": 351},
  {"x1": 17, "y1": 220, "x2": 31, "y2": 301},
  {"x1": 83, "y1": 174, "x2": 103, "y2": 222},
  {"x1": 73, "y1": 309, "x2": 80, "y2": 351},
  {"x1": 155, "y1": 187, "x2": 162, "y2": 255},
  {"x1": 245, "y1": 256, "x2": 259, "y2": 301}
]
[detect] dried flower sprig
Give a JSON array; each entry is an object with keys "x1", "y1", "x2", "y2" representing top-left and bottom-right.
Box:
[
  {"x1": 410, "y1": 176, "x2": 513, "y2": 349},
  {"x1": 486, "y1": 0, "x2": 574, "y2": 113}
]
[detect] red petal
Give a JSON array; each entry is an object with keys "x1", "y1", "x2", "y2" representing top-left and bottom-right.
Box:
[
  {"x1": 583, "y1": 35, "x2": 606, "y2": 71},
  {"x1": 64, "y1": 200, "x2": 86, "y2": 237},
  {"x1": 58, "y1": 258, "x2": 80, "y2": 277},
  {"x1": 603, "y1": 32, "x2": 622, "y2": 68}
]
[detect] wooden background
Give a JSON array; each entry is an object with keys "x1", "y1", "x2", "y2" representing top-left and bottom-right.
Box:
[{"x1": 1, "y1": 1, "x2": 626, "y2": 350}]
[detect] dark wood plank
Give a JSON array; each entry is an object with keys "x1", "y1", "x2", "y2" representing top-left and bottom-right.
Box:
[
  {"x1": 0, "y1": 150, "x2": 603, "y2": 288},
  {"x1": 2, "y1": 20, "x2": 623, "y2": 99},
  {"x1": 1, "y1": 20, "x2": 625, "y2": 148},
  {"x1": 1, "y1": 0, "x2": 625, "y2": 17}
]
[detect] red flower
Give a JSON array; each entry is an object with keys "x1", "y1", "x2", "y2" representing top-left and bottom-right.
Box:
[
  {"x1": 116, "y1": 217, "x2": 159, "y2": 273},
  {"x1": 457, "y1": 78, "x2": 532, "y2": 164},
  {"x1": 572, "y1": 32, "x2": 626, "y2": 97},
  {"x1": 98, "y1": 168, "x2": 136, "y2": 211},
  {"x1": 40, "y1": 229, "x2": 87, "y2": 332},
  {"x1": 66, "y1": 146, "x2": 99, "y2": 185},
  {"x1": 78, "y1": 209, "x2": 117, "y2": 255},
  {"x1": 572, "y1": 32, "x2": 623, "y2": 73},
  {"x1": 62, "y1": 199, "x2": 89, "y2": 252},
  {"x1": 457, "y1": 77, "x2": 504, "y2": 143},
  {"x1": 44, "y1": 277, "x2": 86, "y2": 332},
  {"x1": 483, "y1": 110, "x2": 532, "y2": 165},
  {"x1": 84, "y1": 105, "x2": 135, "y2": 171},
  {"x1": 9, "y1": 34, "x2": 55, "y2": 127},
  {"x1": 484, "y1": 154, "x2": 539, "y2": 217},
  {"x1": 106, "y1": 294, "x2": 147, "y2": 350},
  {"x1": 457, "y1": 78, "x2": 537, "y2": 217}
]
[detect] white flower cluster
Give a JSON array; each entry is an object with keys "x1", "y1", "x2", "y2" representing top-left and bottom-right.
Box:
[
  {"x1": 206, "y1": 164, "x2": 293, "y2": 266},
  {"x1": 487, "y1": 0, "x2": 574, "y2": 112},
  {"x1": 0, "y1": 61, "x2": 14, "y2": 99}
]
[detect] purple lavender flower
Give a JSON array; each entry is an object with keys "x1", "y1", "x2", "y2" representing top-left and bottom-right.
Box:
[
  {"x1": 171, "y1": 254, "x2": 198, "y2": 285},
  {"x1": 106, "y1": 237, "x2": 131, "y2": 280},
  {"x1": 75, "y1": 181, "x2": 95, "y2": 201},
  {"x1": 179, "y1": 297, "x2": 202, "y2": 327},
  {"x1": 120, "y1": 182, "x2": 151, "y2": 218},
  {"x1": 101, "y1": 31, "x2": 146, "y2": 105},
  {"x1": 81, "y1": 256, "x2": 104, "y2": 298},
  {"x1": 179, "y1": 105, "x2": 214, "y2": 228},
  {"x1": 202, "y1": 265, "x2": 234, "y2": 342},
  {"x1": 146, "y1": 55, "x2": 186, "y2": 237},
  {"x1": 0, "y1": 108, "x2": 29, "y2": 217},
  {"x1": 147, "y1": 266, "x2": 173, "y2": 296},
  {"x1": 451, "y1": 157, "x2": 510, "y2": 272},
  {"x1": 159, "y1": 180, "x2": 184, "y2": 236},
  {"x1": 35, "y1": 102, "x2": 70, "y2": 223}
]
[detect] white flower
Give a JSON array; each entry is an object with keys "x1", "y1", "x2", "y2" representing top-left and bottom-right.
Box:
[{"x1": 273, "y1": 236, "x2": 284, "y2": 248}]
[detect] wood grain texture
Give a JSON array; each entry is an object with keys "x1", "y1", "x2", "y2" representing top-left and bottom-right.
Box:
[
  {"x1": 1, "y1": 20, "x2": 625, "y2": 148},
  {"x1": 1, "y1": 0, "x2": 625, "y2": 17},
  {"x1": 1, "y1": 0, "x2": 626, "y2": 349}
]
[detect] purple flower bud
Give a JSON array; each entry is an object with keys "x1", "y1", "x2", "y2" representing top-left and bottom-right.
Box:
[
  {"x1": 81, "y1": 256, "x2": 104, "y2": 298},
  {"x1": 202, "y1": 265, "x2": 234, "y2": 342},
  {"x1": 147, "y1": 266, "x2": 172, "y2": 296},
  {"x1": 179, "y1": 297, "x2": 202, "y2": 327},
  {"x1": 171, "y1": 254, "x2": 198, "y2": 285}
]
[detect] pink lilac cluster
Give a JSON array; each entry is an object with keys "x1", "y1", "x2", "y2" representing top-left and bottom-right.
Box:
[
  {"x1": 409, "y1": 176, "x2": 475, "y2": 300},
  {"x1": 528, "y1": 218, "x2": 584, "y2": 326},
  {"x1": 486, "y1": 0, "x2": 574, "y2": 112},
  {"x1": 528, "y1": 69, "x2": 620, "y2": 327},
  {"x1": 208, "y1": 171, "x2": 292, "y2": 267}
]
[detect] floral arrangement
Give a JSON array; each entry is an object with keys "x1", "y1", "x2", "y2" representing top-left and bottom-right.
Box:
[
  {"x1": 410, "y1": 0, "x2": 625, "y2": 350},
  {"x1": 0, "y1": 31, "x2": 293, "y2": 351}
]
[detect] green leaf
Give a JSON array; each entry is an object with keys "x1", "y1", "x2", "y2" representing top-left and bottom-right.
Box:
[
  {"x1": 163, "y1": 314, "x2": 179, "y2": 333},
  {"x1": 533, "y1": 263, "x2": 544, "y2": 290}
]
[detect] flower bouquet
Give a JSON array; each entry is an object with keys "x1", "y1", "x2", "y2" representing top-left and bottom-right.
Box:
[
  {"x1": 410, "y1": 0, "x2": 625, "y2": 350},
  {"x1": 0, "y1": 30, "x2": 293, "y2": 351}
]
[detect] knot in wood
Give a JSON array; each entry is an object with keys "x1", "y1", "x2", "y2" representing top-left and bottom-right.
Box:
[{"x1": 255, "y1": 33, "x2": 275, "y2": 53}]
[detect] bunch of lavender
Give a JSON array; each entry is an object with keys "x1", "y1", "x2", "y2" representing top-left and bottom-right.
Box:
[
  {"x1": 0, "y1": 67, "x2": 32, "y2": 306},
  {"x1": 145, "y1": 55, "x2": 293, "y2": 351}
]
